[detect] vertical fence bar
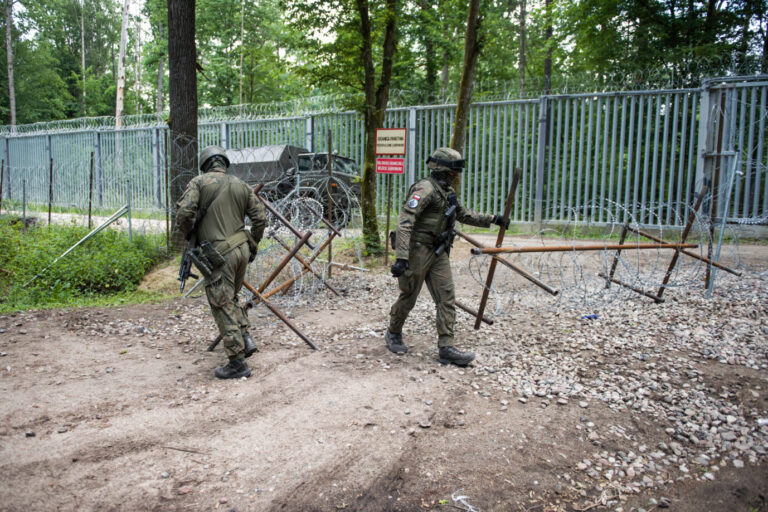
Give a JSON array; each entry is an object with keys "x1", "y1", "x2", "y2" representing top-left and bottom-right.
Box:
[
  {"x1": 568, "y1": 99, "x2": 577, "y2": 221},
  {"x1": 88, "y1": 152, "x2": 94, "y2": 228},
  {"x1": 127, "y1": 178, "x2": 133, "y2": 243},
  {"x1": 599, "y1": 96, "x2": 610, "y2": 222},
  {"x1": 584, "y1": 96, "x2": 594, "y2": 218},
  {"x1": 758, "y1": 87, "x2": 767, "y2": 214},
  {"x1": 535, "y1": 97, "x2": 548, "y2": 227},
  {"x1": 48, "y1": 157, "x2": 53, "y2": 225},
  {"x1": 561, "y1": 98, "x2": 570, "y2": 220},
  {"x1": 665, "y1": 94, "x2": 680, "y2": 224},
  {"x1": 641, "y1": 96, "x2": 654, "y2": 224},
  {"x1": 631, "y1": 96, "x2": 644, "y2": 221},
  {"x1": 553, "y1": 99, "x2": 562, "y2": 219}
]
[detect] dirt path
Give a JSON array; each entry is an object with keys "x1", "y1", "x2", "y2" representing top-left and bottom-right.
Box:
[{"x1": 1, "y1": 239, "x2": 767, "y2": 511}]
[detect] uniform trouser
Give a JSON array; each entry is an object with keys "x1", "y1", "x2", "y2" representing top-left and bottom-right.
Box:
[
  {"x1": 389, "y1": 241, "x2": 455, "y2": 348},
  {"x1": 205, "y1": 243, "x2": 251, "y2": 360}
]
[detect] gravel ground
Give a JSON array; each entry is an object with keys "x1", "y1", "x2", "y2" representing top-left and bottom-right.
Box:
[{"x1": 0, "y1": 237, "x2": 766, "y2": 511}]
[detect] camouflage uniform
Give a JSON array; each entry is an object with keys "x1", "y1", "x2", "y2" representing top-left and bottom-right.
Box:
[
  {"x1": 389, "y1": 175, "x2": 493, "y2": 348},
  {"x1": 176, "y1": 162, "x2": 267, "y2": 361}
]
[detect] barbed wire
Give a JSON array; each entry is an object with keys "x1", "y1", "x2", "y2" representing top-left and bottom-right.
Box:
[
  {"x1": 464, "y1": 197, "x2": 754, "y2": 314},
  {"x1": 1, "y1": 54, "x2": 765, "y2": 136}
]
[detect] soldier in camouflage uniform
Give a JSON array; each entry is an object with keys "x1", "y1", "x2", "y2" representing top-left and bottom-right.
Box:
[
  {"x1": 386, "y1": 147, "x2": 510, "y2": 366},
  {"x1": 176, "y1": 145, "x2": 267, "y2": 379}
]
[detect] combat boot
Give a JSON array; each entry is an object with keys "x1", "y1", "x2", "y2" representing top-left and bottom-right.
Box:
[
  {"x1": 214, "y1": 359, "x2": 252, "y2": 379},
  {"x1": 243, "y1": 331, "x2": 258, "y2": 358},
  {"x1": 385, "y1": 329, "x2": 407, "y2": 354},
  {"x1": 438, "y1": 346, "x2": 475, "y2": 367}
]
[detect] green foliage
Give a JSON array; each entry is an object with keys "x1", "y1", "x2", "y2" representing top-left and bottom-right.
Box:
[{"x1": 0, "y1": 220, "x2": 166, "y2": 312}]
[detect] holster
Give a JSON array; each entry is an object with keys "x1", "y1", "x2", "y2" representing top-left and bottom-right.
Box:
[
  {"x1": 188, "y1": 249, "x2": 214, "y2": 280},
  {"x1": 199, "y1": 240, "x2": 226, "y2": 269}
]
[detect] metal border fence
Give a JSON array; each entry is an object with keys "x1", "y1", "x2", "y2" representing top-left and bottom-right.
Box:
[{"x1": 0, "y1": 75, "x2": 766, "y2": 227}]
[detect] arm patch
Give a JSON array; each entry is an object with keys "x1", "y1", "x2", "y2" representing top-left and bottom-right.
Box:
[{"x1": 407, "y1": 194, "x2": 421, "y2": 208}]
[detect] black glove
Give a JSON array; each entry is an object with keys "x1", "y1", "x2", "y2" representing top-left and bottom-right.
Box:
[
  {"x1": 390, "y1": 258, "x2": 409, "y2": 278},
  {"x1": 492, "y1": 214, "x2": 510, "y2": 229},
  {"x1": 248, "y1": 249, "x2": 257, "y2": 263}
]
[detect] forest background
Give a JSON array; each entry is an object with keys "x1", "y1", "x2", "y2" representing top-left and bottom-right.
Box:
[{"x1": 1, "y1": 0, "x2": 767, "y2": 128}]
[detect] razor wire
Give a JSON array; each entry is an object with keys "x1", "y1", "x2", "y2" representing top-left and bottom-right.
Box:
[
  {"x1": 463, "y1": 196, "x2": 751, "y2": 314},
  {"x1": 1, "y1": 55, "x2": 765, "y2": 136}
]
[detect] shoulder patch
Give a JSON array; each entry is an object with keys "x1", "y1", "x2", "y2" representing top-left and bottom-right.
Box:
[{"x1": 407, "y1": 194, "x2": 421, "y2": 209}]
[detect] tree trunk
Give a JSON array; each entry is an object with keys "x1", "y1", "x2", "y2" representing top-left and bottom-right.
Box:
[
  {"x1": 81, "y1": 0, "x2": 86, "y2": 116},
  {"x1": 705, "y1": 0, "x2": 717, "y2": 45},
  {"x1": 543, "y1": 0, "x2": 552, "y2": 94},
  {"x1": 357, "y1": 0, "x2": 398, "y2": 255},
  {"x1": 421, "y1": 0, "x2": 436, "y2": 101},
  {"x1": 519, "y1": 0, "x2": 526, "y2": 96},
  {"x1": 763, "y1": 10, "x2": 768, "y2": 73},
  {"x1": 451, "y1": 0, "x2": 482, "y2": 155},
  {"x1": 168, "y1": 0, "x2": 198, "y2": 250},
  {"x1": 239, "y1": 0, "x2": 245, "y2": 106},
  {"x1": 115, "y1": 0, "x2": 130, "y2": 128},
  {"x1": 5, "y1": 0, "x2": 15, "y2": 131},
  {"x1": 156, "y1": 53, "x2": 165, "y2": 115}
]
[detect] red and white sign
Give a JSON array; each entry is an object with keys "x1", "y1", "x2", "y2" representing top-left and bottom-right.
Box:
[
  {"x1": 376, "y1": 157, "x2": 405, "y2": 174},
  {"x1": 375, "y1": 128, "x2": 407, "y2": 155}
]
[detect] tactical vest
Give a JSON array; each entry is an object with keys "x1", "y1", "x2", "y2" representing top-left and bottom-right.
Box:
[{"x1": 411, "y1": 177, "x2": 453, "y2": 245}]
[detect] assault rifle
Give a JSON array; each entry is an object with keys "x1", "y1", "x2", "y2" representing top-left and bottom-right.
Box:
[
  {"x1": 434, "y1": 201, "x2": 458, "y2": 257},
  {"x1": 178, "y1": 233, "x2": 199, "y2": 293}
]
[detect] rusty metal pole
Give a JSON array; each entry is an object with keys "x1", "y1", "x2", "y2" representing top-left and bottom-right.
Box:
[
  {"x1": 385, "y1": 173, "x2": 393, "y2": 266},
  {"x1": 272, "y1": 235, "x2": 340, "y2": 295},
  {"x1": 474, "y1": 168, "x2": 522, "y2": 330},
  {"x1": 254, "y1": 183, "x2": 316, "y2": 250},
  {"x1": 598, "y1": 272, "x2": 665, "y2": 302},
  {"x1": 456, "y1": 229, "x2": 558, "y2": 296},
  {"x1": 48, "y1": 157, "x2": 53, "y2": 226},
  {"x1": 257, "y1": 231, "x2": 313, "y2": 294},
  {"x1": 327, "y1": 130, "x2": 333, "y2": 278},
  {"x1": 274, "y1": 232, "x2": 338, "y2": 296},
  {"x1": 656, "y1": 187, "x2": 708, "y2": 302},
  {"x1": 243, "y1": 280, "x2": 319, "y2": 350},
  {"x1": 606, "y1": 221, "x2": 630, "y2": 287},
  {"x1": 472, "y1": 242, "x2": 698, "y2": 254},
  {"x1": 627, "y1": 224, "x2": 741, "y2": 276},
  {"x1": 456, "y1": 301, "x2": 494, "y2": 325},
  {"x1": 88, "y1": 152, "x2": 94, "y2": 229}
]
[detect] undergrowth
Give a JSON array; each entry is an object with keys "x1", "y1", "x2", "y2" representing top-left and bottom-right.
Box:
[{"x1": 0, "y1": 217, "x2": 168, "y2": 312}]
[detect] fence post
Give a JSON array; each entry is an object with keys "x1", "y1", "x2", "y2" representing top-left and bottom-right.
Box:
[
  {"x1": 94, "y1": 130, "x2": 104, "y2": 207},
  {"x1": 126, "y1": 178, "x2": 133, "y2": 243},
  {"x1": 220, "y1": 122, "x2": 228, "y2": 149},
  {"x1": 407, "y1": 107, "x2": 417, "y2": 188},
  {"x1": 695, "y1": 80, "x2": 714, "y2": 196},
  {"x1": 152, "y1": 127, "x2": 162, "y2": 208},
  {"x1": 305, "y1": 116, "x2": 314, "y2": 151},
  {"x1": 3, "y1": 137, "x2": 9, "y2": 200},
  {"x1": 534, "y1": 96, "x2": 549, "y2": 228}
]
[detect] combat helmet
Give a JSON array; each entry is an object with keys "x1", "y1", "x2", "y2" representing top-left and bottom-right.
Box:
[
  {"x1": 199, "y1": 145, "x2": 230, "y2": 172},
  {"x1": 426, "y1": 147, "x2": 465, "y2": 172}
]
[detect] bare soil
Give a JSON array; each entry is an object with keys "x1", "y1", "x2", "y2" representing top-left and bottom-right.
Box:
[{"x1": 1, "y1": 236, "x2": 767, "y2": 512}]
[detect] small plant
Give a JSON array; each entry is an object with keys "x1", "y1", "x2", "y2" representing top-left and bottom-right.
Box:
[{"x1": 0, "y1": 220, "x2": 167, "y2": 312}]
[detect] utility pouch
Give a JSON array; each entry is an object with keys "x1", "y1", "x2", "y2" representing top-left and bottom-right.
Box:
[
  {"x1": 199, "y1": 240, "x2": 226, "y2": 269},
  {"x1": 188, "y1": 249, "x2": 213, "y2": 280}
]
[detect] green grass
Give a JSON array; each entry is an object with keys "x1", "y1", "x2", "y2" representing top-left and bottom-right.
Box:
[{"x1": 0, "y1": 216, "x2": 169, "y2": 313}]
